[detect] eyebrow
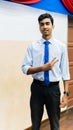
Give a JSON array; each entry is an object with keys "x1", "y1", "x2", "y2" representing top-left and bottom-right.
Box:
[{"x1": 40, "y1": 22, "x2": 50, "y2": 25}]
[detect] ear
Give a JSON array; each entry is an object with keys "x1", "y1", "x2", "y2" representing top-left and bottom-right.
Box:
[
  {"x1": 39, "y1": 25, "x2": 41, "y2": 32},
  {"x1": 53, "y1": 25, "x2": 55, "y2": 29}
]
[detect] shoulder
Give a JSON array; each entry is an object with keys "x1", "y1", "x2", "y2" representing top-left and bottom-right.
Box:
[
  {"x1": 54, "y1": 38, "x2": 67, "y2": 48},
  {"x1": 53, "y1": 39, "x2": 68, "y2": 54},
  {"x1": 30, "y1": 39, "x2": 42, "y2": 47}
]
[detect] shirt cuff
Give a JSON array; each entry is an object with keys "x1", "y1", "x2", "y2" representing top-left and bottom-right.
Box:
[{"x1": 22, "y1": 65, "x2": 30, "y2": 74}]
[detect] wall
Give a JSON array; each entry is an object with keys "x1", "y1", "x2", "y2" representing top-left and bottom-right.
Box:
[
  {"x1": 0, "y1": 1, "x2": 68, "y2": 42},
  {"x1": 0, "y1": 1, "x2": 68, "y2": 130}
]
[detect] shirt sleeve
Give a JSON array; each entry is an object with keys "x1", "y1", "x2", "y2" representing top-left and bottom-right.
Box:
[
  {"x1": 60, "y1": 44, "x2": 70, "y2": 80},
  {"x1": 21, "y1": 44, "x2": 33, "y2": 74}
]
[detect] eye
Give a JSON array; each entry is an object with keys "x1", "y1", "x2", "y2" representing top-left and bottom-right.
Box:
[
  {"x1": 40, "y1": 23, "x2": 44, "y2": 26},
  {"x1": 46, "y1": 22, "x2": 50, "y2": 25}
]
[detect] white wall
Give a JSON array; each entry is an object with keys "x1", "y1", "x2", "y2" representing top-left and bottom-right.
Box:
[
  {"x1": 0, "y1": 1, "x2": 68, "y2": 130},
  {"x1": 0, "y1": 1, "x2": 68, "y2": 42}
]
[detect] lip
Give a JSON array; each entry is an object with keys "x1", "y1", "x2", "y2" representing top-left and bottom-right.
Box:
[{"x1": 43, "y1": 30, "x2": 48, "y2": 32}]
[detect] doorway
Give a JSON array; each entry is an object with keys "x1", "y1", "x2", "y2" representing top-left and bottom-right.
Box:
[{"x1": 68, "y1": 16, "x2": 73, "y2": 108}]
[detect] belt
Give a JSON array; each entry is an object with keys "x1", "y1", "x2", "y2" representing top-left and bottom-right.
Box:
[{"x1": 33, "y1": 79, "x2": 59, "y2": 86}]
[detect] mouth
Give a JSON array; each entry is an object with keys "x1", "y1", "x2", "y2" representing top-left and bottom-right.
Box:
[{"x1": 43, "y1": 30, "x2": 48, "y2": 33}]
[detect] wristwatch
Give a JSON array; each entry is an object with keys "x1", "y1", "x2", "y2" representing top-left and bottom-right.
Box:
[{"x1": 64, "y1": 91, "x2": 70, "y2": 96}]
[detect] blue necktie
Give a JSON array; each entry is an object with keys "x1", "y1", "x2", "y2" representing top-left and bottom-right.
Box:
[{"x1": 44, "y1": 41, "x2": 50, "y2": 86}]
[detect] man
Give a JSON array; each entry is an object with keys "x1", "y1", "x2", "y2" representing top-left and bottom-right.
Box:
[{"x1": 22, "y1": 13, "x2": 70, "y2": 130}]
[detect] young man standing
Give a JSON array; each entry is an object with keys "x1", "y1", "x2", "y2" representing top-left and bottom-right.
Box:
[{"x1": 22, "y1": 13, "x2": 70, "y2": 130}]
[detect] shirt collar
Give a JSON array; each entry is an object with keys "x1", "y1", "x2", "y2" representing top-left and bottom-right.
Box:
[{"x1": 41, "y1": 37, "x2": 54, "y2": 44}]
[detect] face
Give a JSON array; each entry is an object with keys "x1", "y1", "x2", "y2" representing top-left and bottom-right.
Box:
[{"x1": 39, "y1": 18, "x2": 54, "y2": 39}]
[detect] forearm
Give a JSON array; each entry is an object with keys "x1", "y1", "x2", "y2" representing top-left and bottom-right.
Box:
[
  {"x1": 27, "y1": 66, "x2": 43, "y2": 74},
  {"x1": 60, "y1": 80, "x2": 69, "y2": 108},
  {"x1": 27, "y1": 62, "x2": 50, "y2": 74},
  {"x1": 27, "y1": 58, "x2": 59, "y2": 75},
  {"x1": 63, "y1": 80, "x2": 69, "y2": 91}
]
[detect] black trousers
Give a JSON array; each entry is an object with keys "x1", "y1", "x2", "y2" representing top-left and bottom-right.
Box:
[{"x1": 30, "y1": 80, "x2": 61, "y2": 130}]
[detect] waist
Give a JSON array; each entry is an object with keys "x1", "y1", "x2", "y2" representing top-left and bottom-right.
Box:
[{"x1": 33, "y1": 79, "x2": 59, "y2": 86}]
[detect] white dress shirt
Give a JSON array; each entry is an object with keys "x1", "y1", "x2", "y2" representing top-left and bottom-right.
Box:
[{"x1": 22, "y1": 37, "x2": 70, "y2": 82}]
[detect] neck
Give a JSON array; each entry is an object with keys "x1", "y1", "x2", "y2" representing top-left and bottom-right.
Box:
[{"x1": 43, "y1": 35, "x2": 52, "y2": 40}]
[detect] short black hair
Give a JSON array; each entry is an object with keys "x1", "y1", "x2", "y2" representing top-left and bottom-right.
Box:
[{"x1": 38, "y1": 13, "x2": 54, "y2": 25}]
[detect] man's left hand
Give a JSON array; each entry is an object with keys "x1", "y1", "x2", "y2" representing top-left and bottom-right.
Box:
[{"x1": 60, "y1": 95, "x2": 68, "y2": 108}]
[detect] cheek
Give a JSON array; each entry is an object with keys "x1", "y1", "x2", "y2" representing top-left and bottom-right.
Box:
[
  {"x1": 39, "y1": 27, "x2": 42, "y2": 32},
  {"x1": 40, "y1": 28, "x2": 44, "y2": 34},
  {"x1": 49, "y1": 28, "x2": 53, "y2": 32}
]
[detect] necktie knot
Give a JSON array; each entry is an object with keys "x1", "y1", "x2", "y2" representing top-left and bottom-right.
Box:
[{"x1": 44, "y1": 41, "x2": 50, "y2": 45}]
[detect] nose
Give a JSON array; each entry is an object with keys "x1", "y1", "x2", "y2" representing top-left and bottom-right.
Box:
[{"x1": 43, "y1": 23, "x2": 47, "y2": 28}]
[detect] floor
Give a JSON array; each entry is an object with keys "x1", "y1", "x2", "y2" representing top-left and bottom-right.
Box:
[{"x1": 40, "y1": 108, "x2": 73, "y2": 130}]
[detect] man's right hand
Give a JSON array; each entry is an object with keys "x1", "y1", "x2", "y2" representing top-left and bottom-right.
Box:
[{"x1": 42, "y1": 57, "x2": 59, "y2": 71}]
